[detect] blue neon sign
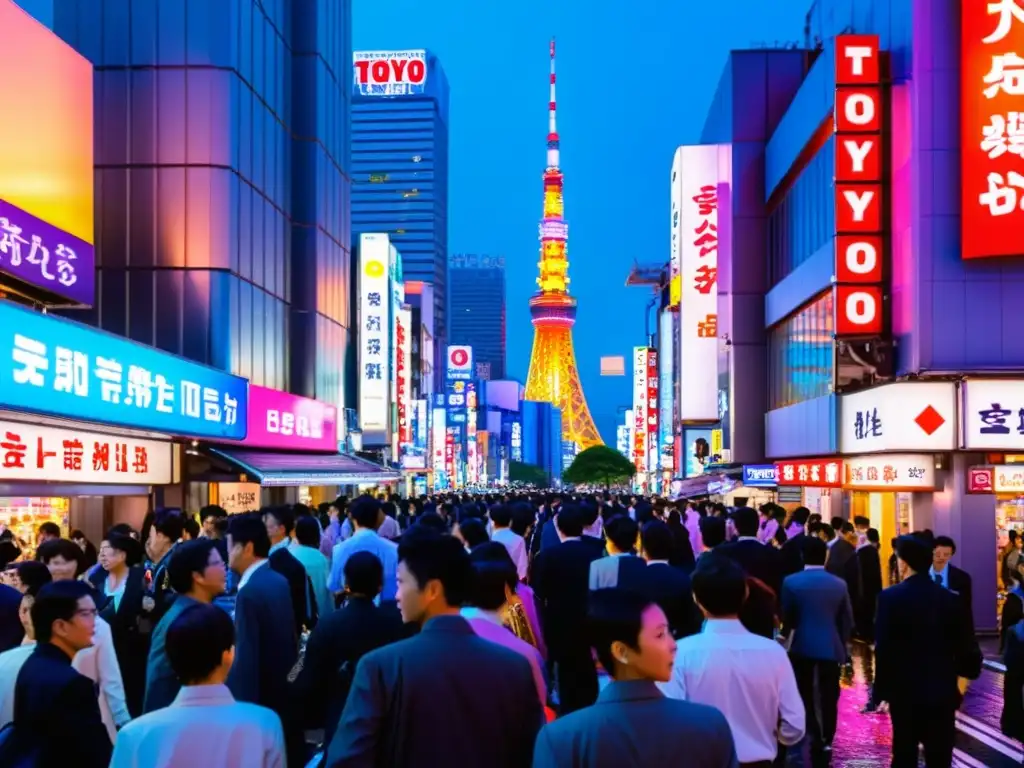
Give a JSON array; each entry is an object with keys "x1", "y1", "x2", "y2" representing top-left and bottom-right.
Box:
[
  {"x1": 0, "y1": 301, "x2": 248, "y2": 439},
  {"x1": 742, "y1": 465, "x2": 777, "y2": 487}
]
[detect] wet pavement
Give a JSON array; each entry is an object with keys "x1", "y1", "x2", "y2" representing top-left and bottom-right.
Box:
[{"x1": 788, "y1": 643, "x2": 1024, "y2": 768}]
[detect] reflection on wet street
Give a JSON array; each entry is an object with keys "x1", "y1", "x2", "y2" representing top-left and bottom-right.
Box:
[{"x1": 785, "y1": 642, "x2": 1024, "y2": 768}]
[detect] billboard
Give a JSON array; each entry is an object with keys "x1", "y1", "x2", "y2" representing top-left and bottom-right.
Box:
[
  {"x1": 446, "y1": 345, "x2": 473, "y2": 381},
  {"x1": 833, "y1": 35, "x2": 885, "y2": 336},
  {"x1": 358, "y1": 234, "x2": 391, "y2": 433},
  {"x1": 242, "y1": 385, "x2": 337, "y2": 452},
  {"x1": 0, "y1": 0, "x2": 94, "y2": 305},
  {"x1": 962, "y1": 3, "x2": 1024, "y2": 258},
  {"x1": 354, "y1": 50, "x2": 428, "y2": 97},
  {"x1": 658, "y1": 310, "x2": 675, "y2": 471},
  {"x1": 396, "y1": 307, "x2": 412, "y2": 446},
  {"x1": 675, "y1": 145, "x2": 724, "y2": 422},
  {"x1": 669, "y1": 157, "x2": 682, "y2": 308},
  {"x1": 632, "y1": 347, "x2": 649, "y2": 470}
]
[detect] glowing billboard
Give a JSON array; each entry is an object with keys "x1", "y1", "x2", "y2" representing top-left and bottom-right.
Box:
[
  {"x1": 354, "y1": 50, "x2": 428, "y2": 97},
  {"x1": 0, "y1": 0, "x2": 94, "y2": 304}
]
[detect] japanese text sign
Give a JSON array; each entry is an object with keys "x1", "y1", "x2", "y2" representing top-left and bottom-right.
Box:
[
  {"x1": 669, "y1": 163, "x2": 682, "y2": 309},
  {"x1": 962, "y1": 0, "x2": 1024, "y2": 258},
  {"x1": 962, "y1": 379, "x2": 1024, "y2": 449},
  {"x1": 834, "y1": 34, "x2": 885, "y2": 337},
  {"x1": 742, "y1": 465, "x2": 777, "y2": 487},
  {"x1": 217, "y1": 482, "x2": 260, "y2": 514},
  {"x1": 967, "y1": 466, "x2": 995, "y2": 493},
  {"x1": 993, "y1": 465, "x2": 1024, "y2": 493},
  {"x1": 447, "y1": 345, "x2": 473, "y2": 381},
  {"x1": 241, "y1": 385, "x2": 337, "y2": 452},
  {"x1": 358, "y1": 234, "x2": 391, "y2": 433},
  {"x1": 774, "y1": 459, "x2": 844, "y2": 488},
  {"x1": 646, "y1": 349, "x2": 659, "y2": 471},
  {"x1": 397, "y1": 309, "x2": 412, "y2": 445},
  {"x1": 838, "y1": 381, "x2": 956, "y2": 454},
  {"x1": 843, "y1": 454, "x2": 935, "y2": 491},
  {"x1": 632, "y1": 347, "x2": 649, "y2": 469},
  {"x1": 0, "y1": 199, "x2": 94, "y2": 306},
  {"x1": 0, "y1": 300, "x2": 247, "y2": 439},
  {"x1": 0, "y1": 419, "x2": 173, "y2": 485},
  {"x1": 674, "y1": 144, "x2": 726, "y2": 422},
  {"x1": 354, "y1": 50, "x2": 427, "y2": 97}
]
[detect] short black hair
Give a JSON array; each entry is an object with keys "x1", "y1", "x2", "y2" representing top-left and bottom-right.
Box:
[
  {"x1": 840, "y1": 522, "x2": 855, "y2": 536},
  {"x1": 168, "y1": 539, "x2": 219, "y2": 595},
  {"x1": 817, "y1": 523, "x2": 836, "y2": 541},
  {"x1": 641, "y1": 520, "x2": 673, "y2": 561},
  {"x1": 106, "y1": 523, "x2": 135, "y2": 539},
  {"x1": 605, "y1": 515, "x2": 639, "y2": 553},
  {"x1": 458, "y1": 519, "x2": 489, "y2": 549},
  {"x1": 105, "y1": 532, "x2": 143, "y2": 567},
  {"x1": 344, "y1": 551, "x2": 384, "y2": 596},
  {"x1": 32, "y1": 580, "x2": 94, "y2": 643},
  {"x1": 415, "y1": 512, "x2": 448, "y2": 533},
  {"x1": 398, "y1": 533, "x2": 472, "y2": 607},
  {"x1": 293, "y1": 503, "x2": 312, "y2": 519},
  {"x1": 699, "y1": 515, "x2": 726, "y2": 549},
  {"x1": 294, "y1": 516, "x2": 321, "y2": 549},
  {"x1": 555, "y1": 504, "x2": 585, "y2": 538},
  {"x1": 153, "y1": 508, "x2": 186, "y2": 542},
  {"x1": 199, "y1": 505, "x2": 227, "y2": 523},
  {"x1": 38, "y1": 522, "x2": 61, "y2": 539},
  {"x1": 934, "y1": 535, "x2": 956, "y2": 553},
  {"x1": 350, "y1": 495, "x2": 381, "y2": 530},
  {"x1": 15, "y1": 561, "x2": 52, "y2": 596},
  {"x1": 581, "y1": 504, "x2": 600, "y2": 527},
  {"x1": 469, "y1": 544, "x2": 517, "y2": 610},
  {"x1": 227, "y1": 512, "x2": 270, "y2": 558},
  {"x1": 510, "y1": 504, "x2": 535, "y2": 537},
  {"x1": 264, "y1": 505, "x2": 295, "y2": 536},
  {"x1": 866, "y1": 528, "x2": 880, "y2": 545},
  {"x1": 166, "y1": 603, "x2": 235, "y2": 685},
  {"x1": 489, "y1": 505, "x2": 512, "y2": 528},
  {"x1": 802, "y1": 536, "x2": 828, "y2": 566},
  {"x1": 894, "y1": 534, "x2": 934, "y2": 573},
  {"x1": 692, "y1": 553, "x2": 747, "y2": 617},
  {"x1": 789, "y1": 507, "x2": 810, "y2": 526},
  {"x1": 588, "y1": 588, "x2": 656, "y2": 677},
  {"x1": 36, "y1": 539, "x2": 84, "y2": 576},
  {"x1": 854, "y1": 515, "x2": 871, "y2": 528},
  {"x1": 830, "y1": 516, "x2": 845, "y2": 531},
  {"x1": 730, "y1": 507, "x2": 759, "y2": 538}
]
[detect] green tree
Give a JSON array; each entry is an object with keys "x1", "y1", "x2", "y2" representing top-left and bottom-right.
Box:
[
  {"x1": 509, "y1": 461, "x2": 549, "y2": 486},
  {"x1": 562, "y1": 445, "x2": 636, "y2": 488}
]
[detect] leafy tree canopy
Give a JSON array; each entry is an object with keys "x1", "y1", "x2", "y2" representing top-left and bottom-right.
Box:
[
  {"x1": 563, "y1": 445, "x2": 636, "y2": 488},
  {"x1": 509, "y1": 461, "x2": 549, "y2": 486}
]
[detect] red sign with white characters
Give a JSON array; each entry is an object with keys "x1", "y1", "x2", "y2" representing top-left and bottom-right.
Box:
[
  {"x1": 646, "y1": 350, "x2": 659, "y2": 470},
  {"x1": 0, "y1": 420, "x2": 173, "y2": 484},
  {"x1": 967, "y1": 466, "x2": 995, "y2": 494},
  {"x1": 834, "y1": 34, "x2": 886, "y2": 339},
  {"x1": 961, "y1": 2, "x2": 1024, "y2": 258},
  {"x1": 774, "y1": 459, "x2": 845, "y2": 488}
]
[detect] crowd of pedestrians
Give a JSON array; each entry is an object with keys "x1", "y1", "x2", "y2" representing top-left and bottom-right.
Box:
[{"x1": 0, "y1": 492, "x2": 990, "y2": 766}]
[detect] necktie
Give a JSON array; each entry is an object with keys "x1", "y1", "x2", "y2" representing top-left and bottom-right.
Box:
[{"x1": 933, "y1": 574, "x2": 943, "y2": 586}]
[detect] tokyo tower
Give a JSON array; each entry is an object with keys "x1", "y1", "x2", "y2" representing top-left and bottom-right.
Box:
[{"x1": 523, "y1": 39, "x2": 602, "y2": 449}]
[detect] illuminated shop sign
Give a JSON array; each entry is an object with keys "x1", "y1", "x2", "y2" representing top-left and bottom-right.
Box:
[
  {"x1": 242, "y1": 386, "x2": 337, "y2": 452},
  {"x1": 961, "y1": 2, "x2": 1024, "y2": 258},
  {"x1": 358, "y1": 234, "x2": 391, "y2": 433},
  {"x1": 774, "y1": 458, "x2": 844, "y2": 488},
  {"x1": 844, "y1": 454, "x2": 936, "y2": 491},
  {"x1": 742, "y1": 465, "x2": 777, "y2": 487},
  {"x1": 838, "y1": 382, "x2": 956, "y2": 454},
  {"x1": 0, "y1": 300, "x2": 247, "y2": 439},
  {"x1": 354, "y1": 50, "x2": 427, "y2": 97},
  {"x1": 962, "y1": 379, "x2": 1024, "y2": 450},
  {"x1": 632, "y1": 348, "x2": 649, "y2": 470},
  {"x1": 833, "y1": 34, "x2": 886, "y2": 337},
  {"x1": 446, "y1": 345, "x2": 473, "y2": 381}
]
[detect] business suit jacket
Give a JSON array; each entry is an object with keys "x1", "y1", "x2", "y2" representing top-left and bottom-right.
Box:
[
  {"x1": 268, "y1": 546, "x2": 316, "y2": 635},
  {"x1": 644, "y1": 561, "x2": 702, "y2": 639},
  {"x1": 291, "y1": 596, "x2": 406, "y2": 736},
  {"x1": 533, "y1": 679, "x2": 737, "y2": 768},
  {"x1": 948, "y1": 564, "x2": 975, "y2": 628},
  {"x1": 781, "y1": 567, "x2": 853, "y2": 662},
  {"x1": 874, "y1": 573, "x2": 982, "y2": 709},
  {"x1": 781, "y1": 532, "x2": 810, "y2": 577},
  {"x1": 11, "y1": 642, "x2": 112, "y2": 768},
  {"x1": 143, "y1": 595, "x2": 201, "y2": 713},
  {"x1": 718, "y1": 538, "x2": 784, "y2": 596},
  {"x1": 855, "y1": 545, "x2": 883, "y2": 640},
  {"x1": 0, "y1": 583, "x2": 23, "y2": 652},
  {"x1": 589, "y1": 553, "x2": 649, "y2": 591},
  {"x1": 93, "y1": 566, "x2": 149, "y2": 716},
  {"x1": 531, "y1": 539, "x2": 604, "y2": 657},
  {"x1": 1003, "y1": 619, "x2": 1024, "y2": 740},
  {"x1": 826, "y1": 538, "x2": 862, "y2": 606},
  {"x1": 325, "y1": 615, "x2": 543, "y2": 768}
]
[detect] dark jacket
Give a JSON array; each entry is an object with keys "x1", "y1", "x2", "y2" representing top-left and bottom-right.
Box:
[
  {"x1": 92, "y1": 566, "x2": 149, "y2": 717},
  {"x1": 532, "y1": 539, "x2": 604, "y2": 657},
  {"x1": 854, "y1": 545, "x2": 883, "y2": 641},
  {"x1": 0, "y1": 583, "x2": 23, "y2": 652},
  {"x1": 781, "y1": 567, "x2": 853, "y2": 662},
  {"x1": 874, "y1": 573, "x2": 982, "y2": 708},
  {"x1": 1002, "y1": 618, "x2": 1024, "y2": 740},
  {"x1": 947, "y1": 564, "x2": 975, "y2": 630},
  {"x1": 291, "y1": 596, "x2": 406, "y2": 736},
  {"x1": 8, "y1": 643, "x2": 112, "y2": 768},
  {"x1": 717, "y1": 538, "x2": 784, "y2": 596},
  {"x1": 269, "y1": 546, "x2": 316, "y2": 635},
  {"x1": 142, "y1": 594, "x2": 201, "y2": 713},
  {"x1": 826, "y1": 538, "x2": 862, "y2": 607},
  {"x1": 780, "y1": 532, "x2": 810, "y2": 577},
  {"x1": 325, "y1": 615, "x2": 543, "y2": 768},
  {"x1": 643, "y1": 562, "x2": 702, "y2": 639}
]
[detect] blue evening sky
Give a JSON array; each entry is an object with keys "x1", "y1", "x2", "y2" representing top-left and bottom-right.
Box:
[{"x1": 354, "y1": 0, "x2": 808, "y2": 444}]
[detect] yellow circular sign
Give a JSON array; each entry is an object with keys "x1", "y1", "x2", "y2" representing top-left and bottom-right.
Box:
[{"x1": 364, "y1": 259, "x2": 385, "y2": 278}]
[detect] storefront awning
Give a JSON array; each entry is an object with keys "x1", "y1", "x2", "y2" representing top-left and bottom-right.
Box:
[{"x1": 206, "y1": 447, "x2": 400, "y2": 487}]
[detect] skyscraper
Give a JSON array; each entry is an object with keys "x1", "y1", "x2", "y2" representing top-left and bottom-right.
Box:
[
  {"x1": 47, "y1": 1, "x2": 353, "y2": 409},
  {"x1": 351, "y1": 50, "x2": 450, "y2": 361},
  {"x1": 448, "y1": 253, "x2": 506, "y2": 380},
  {"x1": 523, "y1": 39, "x2": 601, "y2": 448}
]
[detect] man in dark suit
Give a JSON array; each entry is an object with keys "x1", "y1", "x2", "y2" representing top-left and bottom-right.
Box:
[
  {"x1": 264, "y1": 505, "x2": 318, "y2": 634},
  {"x1": 0, "y1": 580, "x2": 23, "y2": 651},
  {"x1": 781, "y1": 537, "x2": 853, "y2": 755},
  {"x1": 817, "y1": 523, "x2": 861, "y2": 613},
  {"x1": 531, "y1": 504, "x2": 604, "y2": 714},
  {"x1": 639, "y1": 520, "x2": 701, "y2": 639},
  {"x1": 225, "y1": 512, "x2": 301, "y2": 763},
  {"x1": 325, "y1": 533, "x2": 542, "y2": 767},
  {"x1": 293, "y1": 550, "x2": 406, "y2": 737},
  {"x1": 875, "y1": 535, "x2": 982, "y2": 767},
  {"x1": 4, "y1": 580, "x2": 111, "y2": 767},
  {"x1": 932, "y1": 535, "x2": 974, "y2": 628},
  {"x1": 717, "y1": 507, "x2": 784, "y2": 596},
  {"x1": 780, "y1": 506, "x2": 812, "y2": 577},
  {"x1": 589, "y1": 515, "x2": 647, "y2": 590},
  {"x1": 855, "y1": 528, "x2": 884, "y2": 642}
]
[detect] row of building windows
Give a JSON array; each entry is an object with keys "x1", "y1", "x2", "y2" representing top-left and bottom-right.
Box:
[{"x1": 767, "y1": 290, "x2": 834, "y2": 410}]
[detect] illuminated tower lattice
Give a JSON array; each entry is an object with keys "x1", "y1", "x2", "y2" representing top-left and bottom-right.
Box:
[{"x1": 523, "y1": 39, "x2": 602, "y2": 449}]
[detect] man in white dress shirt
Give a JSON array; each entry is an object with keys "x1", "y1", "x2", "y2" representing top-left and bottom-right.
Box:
[
  {"x1": 660, "y1": 553, "x2": 805, "y2": 767},
  {"x1": 490, "y1": 504, "x2": 529, "y2": 581},
  {"x1": 111, "y1": 603, "x2": 285, "y2": 768}
]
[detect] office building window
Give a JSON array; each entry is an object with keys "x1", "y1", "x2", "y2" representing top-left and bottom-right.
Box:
[{"x1": 768, "y1": 291, "x2": 835, "y2": 410}]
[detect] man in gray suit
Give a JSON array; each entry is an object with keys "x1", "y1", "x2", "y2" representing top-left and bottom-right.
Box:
[
  {"x1": 325, "y1": 532, "x2": 542, "y2": 768},
  {"x1": 781, "y1": 536, "x2": 853, "y2": 756},
  {"x1": 534, "y1": 588, "x2": 737, "y2": 768}
]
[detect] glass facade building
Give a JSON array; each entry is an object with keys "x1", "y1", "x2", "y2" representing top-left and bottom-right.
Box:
[
  {"x1": 767, "y1": 291, "x2": 834, "y2": 410},
  {"x1": 47, "y1": 0, "x2": 353, "y2": 409},
  {"x1": 351, "y1": 53, "x2": 450, "y2": 355},
  {"x1": 448, "y1": 256, "x2": 506, "y2": 380}
]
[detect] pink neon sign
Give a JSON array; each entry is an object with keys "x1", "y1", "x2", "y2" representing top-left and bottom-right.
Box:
[{"x1": 243, "y1": 385, "x2": 338, "y2": 452}]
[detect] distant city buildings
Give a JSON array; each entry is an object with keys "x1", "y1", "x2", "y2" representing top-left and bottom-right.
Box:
[
  {"x1": 448, "y1": 254, "x2": 506, "y2": 381},
  {"x1": 351, "y1": 49, "x2": 450, "y2": 359}
]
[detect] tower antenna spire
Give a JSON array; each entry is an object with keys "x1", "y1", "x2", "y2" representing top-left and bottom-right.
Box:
[{"x1": 548, "y1": 37, "x2": 559, "y2": 168}]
